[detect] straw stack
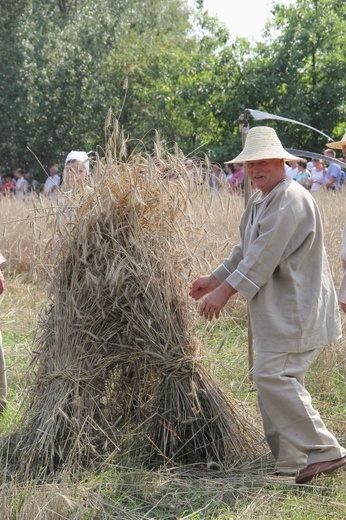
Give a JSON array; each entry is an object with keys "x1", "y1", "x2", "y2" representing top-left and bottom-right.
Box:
[{"x1": 8, "y1": 157, "x2": 263, "y2": 476}]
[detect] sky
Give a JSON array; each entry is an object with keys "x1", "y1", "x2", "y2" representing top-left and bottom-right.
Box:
[{"x1": 197, "y1": 0, "x2": 295, "y2": 41}]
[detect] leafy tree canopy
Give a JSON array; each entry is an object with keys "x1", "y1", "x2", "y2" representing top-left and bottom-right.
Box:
[{"x1": 0, "y1": 0, "x2": 345, "y2": 177}]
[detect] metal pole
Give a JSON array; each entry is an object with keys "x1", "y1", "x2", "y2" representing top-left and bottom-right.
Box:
[{"x1": 238, "y1": 111, "x2": 254, "y2": 381}]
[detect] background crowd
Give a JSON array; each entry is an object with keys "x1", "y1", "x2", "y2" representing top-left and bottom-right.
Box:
[
  {"x1": 0, "y1": 166, "x2": 61, "y2": 199},
  {"x1": 1, "y1": 146, "x2": 346, "y2": 201}
]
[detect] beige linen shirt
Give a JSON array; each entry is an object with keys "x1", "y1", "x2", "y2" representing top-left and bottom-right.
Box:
[
  {"x1": 213, "y1": 178, "x2": 341, "y2": 352},
  {"x1": 338, "y1": 221, "x2": 346, "y2": 304}
]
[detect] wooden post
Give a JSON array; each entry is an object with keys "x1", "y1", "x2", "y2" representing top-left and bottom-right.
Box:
[{"x1": 238, "y1": 111, "x2": 254, "y2": 382}]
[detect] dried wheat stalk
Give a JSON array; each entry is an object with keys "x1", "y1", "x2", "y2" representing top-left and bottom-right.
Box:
[{"x1": 6, "y1": 156, "x2": 263, "y2": 477}]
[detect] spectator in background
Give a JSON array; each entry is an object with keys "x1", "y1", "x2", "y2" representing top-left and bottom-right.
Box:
[
  {"x1": 306, "y1": 160, "x2": 313, "y2": 172},
  {"x1": 309, "y1": 159, "x2": 326, "y2": 192},
  {"x1": 0, "y1": 253, "x2": 7, "y2": 413},
  {"x1": 14, "y1": 168, "x2": 29, "y2": 198},
  {"x1": 224, "y1": 163, "x2": 233, "y2": 183},
  {"x1": 55, "y1": 151, "x2": 92, "y2": 232},
  {"x1": 295, "y1": 159, "x2": 311, "y2": 189},
  {"x1": 226, "y1": 162, "x2": 244, "y2": 194},
  {"x1": 185, "y1": 159, "x2": 199, "y2": 185},
  {"x1": 209, "y1": 162, "x2": 226, "y2": 191},
  {"x1": 286, "y1": 160, "x2": 299, "y2": 180},
  {"x1": 25, "y1": 171, "x2": 42, "y2": 195},
  {"x1": 62, "y1": 151, "x2": 91, "y2": 193},
  {"x1": 44, "y1": 165, "x2": 61, "y2": 199},
  {"x1": 1, "y1": 174, "x2": 16, "y2": 197},
  {"x1": 323, "y1": 149, "x2": 341, "y2": 191}
]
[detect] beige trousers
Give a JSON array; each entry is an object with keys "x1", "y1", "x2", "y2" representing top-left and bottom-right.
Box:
[
  {"x1": 253, "y1": 349, "x2": 346, "y2": 474},
  {"x1": 0, "y1": 332, "x2": 7, "y2": 411}
]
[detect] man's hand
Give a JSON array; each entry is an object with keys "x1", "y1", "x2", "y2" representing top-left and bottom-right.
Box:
[
  {"x1": 340, "y1": 301, "x2": 346, "y2": 314},
  {"x1": 199, "y1": 281, "x2": 237, "y2": 321},
  {"x1": 189, "y1": 274, "x2": 220, "y2": 301},
  {"x1": 0, "y1": 269, "x2": 4, "y2": 295}
]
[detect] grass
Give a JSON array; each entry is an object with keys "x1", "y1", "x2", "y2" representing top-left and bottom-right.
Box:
[
  {"x1": 0, "y1": 279, "x2": 345, "y2": 519},
  {"x1": 0, "y1": 186, "x2": 346, "y2": 518}
]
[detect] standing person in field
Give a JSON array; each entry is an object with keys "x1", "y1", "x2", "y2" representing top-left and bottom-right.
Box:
[
  {"x1": 226, "y1": 162, "x2": 244, "y2": 194},
  {"x1": 285, "y1": 159, "x2": 298, "y2": 180},
  {"x1": 323, "y1": 149, "x2": 341, "y2": 191},
  {"x1": 62, "y1": 150, "x2": 92, "y2": 194},
  {"x1": 0, "y1": 253, "x2": 7, "y2": 413},
  {"x1": 44, "y1": 165, "x2": 61, "y2": 199},
  {"x1": 14, "y1": 168, "x2": 30, "y2": 198},
  {"x1": 295, "y1": 158, "x2": 311, "y2": 189},
  {"x1": 1, "y1": 174, "x2": 16, "y2": 197},
  {"x1": 309, "y1": 158, "x2": 326, "y2": 192},
  {"x1": 208, "y1": 163, "x2": 226, "y2": 191},
  {"x1": 190, "y1": 126, "x2": 346, "y2": 484},
  {"x1": 55, "y1": 151, "x2": 93, "y2": 233},
  {"x1": 338, "y1": 221, "x2": 346, "y2": 314}
]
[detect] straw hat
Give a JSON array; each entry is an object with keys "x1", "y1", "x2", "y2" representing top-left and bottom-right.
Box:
[
  {"x1": 326, "y1": 131, "x2": 346, "y2": 150},
  {"x1": 225, "y1": 126, "x2": 300, "y2": 164},
  {"x1": 65, "y1": 151, "x2": 90, "y2": 174}
]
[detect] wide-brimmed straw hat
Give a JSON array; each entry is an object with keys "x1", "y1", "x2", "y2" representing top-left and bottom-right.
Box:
[
  {"x1": 65, "y1": 151, "x2": 90, "y2": 174},
  {"x1": 225, "y1": 126, "x2": 300, "y2": 164},
  {"x1": 326, "y1": 131, "x2": 346, "y2": 150}
]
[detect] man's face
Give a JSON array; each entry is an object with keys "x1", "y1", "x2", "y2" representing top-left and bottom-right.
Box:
[
  {"x1": 313, "y1": 160, "x2": 323, "y2": 170},
  {"x1": 323, "y1": 151, "x2": 334, "y2": 162},
  {"x1": 246, "y1": 159, "x2": 285, "y2": 196}
]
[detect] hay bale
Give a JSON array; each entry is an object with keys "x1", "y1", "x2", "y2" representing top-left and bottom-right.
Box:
[{"x1": 7, "y1": 157, "x2": 263, "y2": 477}]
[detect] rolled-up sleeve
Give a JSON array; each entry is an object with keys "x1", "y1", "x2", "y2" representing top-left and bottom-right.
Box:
[{"x1": 212, "y1": 244, "x2": 243, "y2": 283}]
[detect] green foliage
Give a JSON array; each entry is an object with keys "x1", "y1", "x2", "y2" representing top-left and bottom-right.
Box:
[
  {"x1": 240, "y1": 0, "x2": 346, "y2": 151},
  {"x1": 0, "y1": 0, "x2": 345, "y2": 175}
]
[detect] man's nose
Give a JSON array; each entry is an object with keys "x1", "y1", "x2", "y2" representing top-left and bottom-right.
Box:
[{"x1": 252, "y1": 165, "x2": 261, "y2": 174}]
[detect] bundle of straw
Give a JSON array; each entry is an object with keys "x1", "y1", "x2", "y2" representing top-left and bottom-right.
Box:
[{"x1": 9, "y1": 157, "x2": 262, "y2": 477}]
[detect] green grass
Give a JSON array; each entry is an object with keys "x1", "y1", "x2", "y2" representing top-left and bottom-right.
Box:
[{"x1": 0, "y1": 284, "x2": 346, "y2": 519}]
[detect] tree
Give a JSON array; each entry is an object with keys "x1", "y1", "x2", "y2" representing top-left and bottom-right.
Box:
[
  {"x1": 230, "y1": 0, "x2": 346, "y2": 151},
  {"x1": 0, "y1": 0, "x2": 32, "y2": 172},
  {"x1": 1, "y1": 0, "x2": 345, "y2": 175}
]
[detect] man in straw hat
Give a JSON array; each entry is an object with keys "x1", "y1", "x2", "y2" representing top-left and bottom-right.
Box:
[
  {"x1": 326, "y1": 131, "x2": 346, "y2": 158},
  {"x1": 190, "y1": 126, "x2": 346, "y2": 484}
]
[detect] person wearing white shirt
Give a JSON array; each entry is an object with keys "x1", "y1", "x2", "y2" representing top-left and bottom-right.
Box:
[
  {"x1": 14, "y1": 168, "x2": 29, "y2": 198},
  {"x1": 309, "y1": 159, "x2": 326, "y2": 192},
  {"x1": 44, "y1": 166, "x2": 61, "y2": 199},
  {"x1": 286, "y1": 160, "x2": 299, "y2": 180}
]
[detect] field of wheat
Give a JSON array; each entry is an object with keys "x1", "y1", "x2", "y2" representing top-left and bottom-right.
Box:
[{"x1": 0, "y1": 157, "x2": 345, "y2": 519}]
